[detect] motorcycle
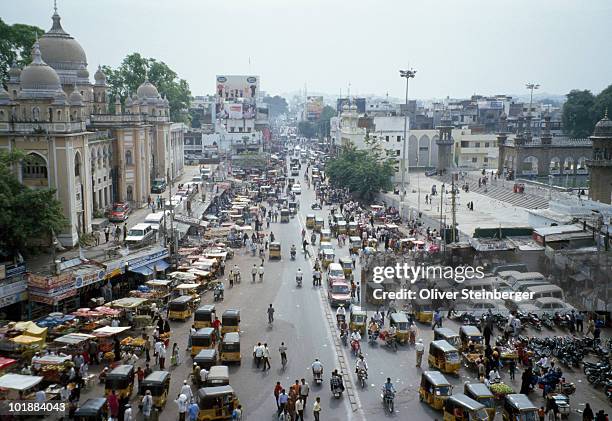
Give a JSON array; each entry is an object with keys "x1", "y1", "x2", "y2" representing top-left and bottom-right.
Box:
[
  {"x1": 384, "y1": 334, "x2": 398, "y2": 352},
  {"x1": 340, "y1": 330, "x2": 348, "y2": 347},
  {"x1": 357, "y1": 369, "x2": 367, "y2": 389},
  {"x1": 381, "y1": 389, "x2": 395, "y2": 413},
  {"x1": 290, "y1": 249, "x2": 296, "y2": 260},
  {"x1": 331, "y1": 377, "x2": 344, "y2": 398},
  {"x1": 213, "y1": 287, "x2": 224, "y2": 302},
  {"x1": 296, "y1": 274, "x2": 302, "y2": 287},
  {"x1": 541, "y1": 313, "x2": 555, "y2": 329},
  {"x1": 368, "y1": 330, "x2": 380, "y2": 345},
  {"x1": 313, "y1": 369, "x2": 323, "y2": 385},
  {"x1": 527, "y1": 313, "x2": 542, "y2": 331}
]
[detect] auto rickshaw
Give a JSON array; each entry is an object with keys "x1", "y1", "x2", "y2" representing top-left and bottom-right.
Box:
[
  {"x1": 337, "y1": 220, "x2": 347, "y2": 234},
  {"x1": 459, "y1": 326, "x2": 483, "y2": 352},
  {"x1": 221, "y1": 309, "x2": 240, "y2": 334},
  {"x1": 349, "y1": 236, "x2": 362, "y2": 254},
  {"x1": 349, "y1": 306, "x2": 367, "y2": 335},
  {"x1": 434, "y1": 328, "x2": 461, "y2": 349},
  {"x1": 428, "y1": 340, "x2": 461, "y2": 375},
  {"x1": 314, "y1": 217, "x2": 324, "y2": 232},
  {"x1": 139, "y1": 371, "x2": 171, "y2": 409},
  {"x1": 322, "y1": 249, "x2": 335, "y2": 268},
  {"x1": 194, "y1": 305, "x2": 216, "y2": 329},
  {"x1": 306, "y1": 214, "x2": 315, "y2": 229},
  {"x1": 443, "y1": 394, "x2": 489, "y2": 421},
  {"x1": 197, "y1": 385, "x2": 239, "y2": 421},
  {"x1": 419, "y1": 370, "x2": 452, "y2": 411},
  {"x1": 348, "y1": 221, "x2": 358, "y2": 236},
  {"x1": 339, "y1": 257, "x2": 353, "y2": 280},
  {"x1": 206, "y1": 365, "x2": 230, "y2": 386},
  {"x1": 502, "y1": 394, "x2": 538, "y2": 421},
  {"x1": 74, "y1": 398, "x2": 107, "y2": 421},
  {"x1": 105, "y1": 364, "x2": 135, "y2": 399},
  {"x1": 269, "y1": 242, "x2": 281, "y2": 260},
  {"x1": 464, "y1": 383, "x2": 495, "y2": 420},
  {"x1": 389, "y1": 312, "x2": 410, "y2": 344},
  {"x1": 220, "y1": 332, "x2": 241, "y2": 364},
  {"x1": 320, "y1": 228, "x2": 332, "y2": 242},
  {"x1": 367, "y1": 237, "x2": 378, "y2": 249},
  {"x1": 288, "y1": 201, "x2": 298, "y2": 215},
  {"x1": 168, "y1": 295, "x2": 194, "y2": 321},
  {"x1": 195, "y1": 349, "x2": 219, "y2": 371},
  {"x1": 413, "y1": 298, "x2": 434, "y2": 323},
  {"x1": 280, "y1": 208, "x2": 290, "y2": 223},
  {"x1": 191, "y1": 328, "x2": 215, "y2": 357}
]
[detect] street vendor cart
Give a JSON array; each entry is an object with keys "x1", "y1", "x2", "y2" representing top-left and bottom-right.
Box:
[
  {"x1": 109, "y1": 297, "x2": 150, "y2": 328},
  {"x1": 0, "y1": 373, "x2": 45, "y2": 400}
]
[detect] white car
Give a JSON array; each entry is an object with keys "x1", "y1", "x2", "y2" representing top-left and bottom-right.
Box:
[
  {"x1": 516, "y1": 297, "x2": 576, "y2": 316},
  {"x1": 291, "y1": 184, "x2": 301, "y2": 194},
  {"x1": 453, "y1": 299, "x2": 509, "y2": 318}
]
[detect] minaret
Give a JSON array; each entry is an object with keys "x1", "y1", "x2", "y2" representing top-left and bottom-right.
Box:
[
  {"x1": 436, "y1": 111, "x2": 454, "y2": 173},
  {"x1": 497, "y1": 112, "x2": 508, "y2": 174},
  {"x1": 586, "y1": 110, "x2": 612, "y2": 204},
  {"x1": 541, "y1": 113, "x2": 552, "y2": 145},
  {"x1": 93, "y1": 65, "x2": 107, "y2": 114}
]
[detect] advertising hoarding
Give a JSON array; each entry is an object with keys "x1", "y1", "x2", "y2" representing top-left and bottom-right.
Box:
[
  {"x1": 216, "y1": 75, "x2": 259, "y2": 100},
  {"x1": 306, "y1": 96, "x2": 324, "y2": 121}
]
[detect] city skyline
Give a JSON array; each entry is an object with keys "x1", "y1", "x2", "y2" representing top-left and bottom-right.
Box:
[{"x1": 4, "y1": 0, "x2": 612, "y2": 99}]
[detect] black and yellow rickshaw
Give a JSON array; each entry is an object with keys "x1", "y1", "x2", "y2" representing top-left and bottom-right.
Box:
[
  {"x1": 349, "y1": 306, "x2": 367, "y2": 335},
  {"x1": 349, "y1": 236, "x2": 362, "y2": 254},
  {"x1": 502, "y1": 394, "x2": 538, "y2": 421},
  {"x1": 306, "y1": 214, "x2": 316, "y2": 229},
  {"x1": 269, "y1": 242, "x2": 281, "y2": 260},
  {"x1": 459, "y1": 325, "x2": 483, "y2": 352},
  {"x1": 105, "y1": 364, "x2": 135, "y2": 399},
  {"x1": 464, "y1": 383, "x2": 495, "y2": 420},
  {"x1": 314, "y1": 217, "x2": 324, "y2": 232},
  {"x1": 339, "y1": 257, "x2": 353, "y2": 280},
  {"x1": 348, "y1": 221, "x2": 358, "y2": 236},
  {"x1": 389, "y1": 312, "x2": 410, "y2": 344},
  {"x1": 337, "y1": 220, "x2": 347, "y2": 234},
  {"x1": 74, "y1": 398, "x2": 106, "y2": 421},
  {"x1": 322, "y1": 249, "x2": 335, "y2": 268},
  {"x1": 194, "y1": 348, "x2": 219, "y2": 371},
  {"x1": 221, "y1": 309, "x2": 240, "y2": 334},
  {"x1": 206, "y1": 365, "x2": 230, "y2": 386},
  {"x1": 168, "y1": 295, "x2": 194, "y2": 321},
  {"x1": 434, "y1": 328, "x2": 461, "y2": 349},
  {"x1": 419, "y1": 370, "x2": 452, "y2": 411},
  {"x1": 195, "y1": 305, "x2": 216, "y2": 329},
  {"x1": 320, "y1": 228, "x2": 332, "y2": 242},
  {"x1": 443, "y1": 394, "x2": 489, "y2": 421},
  {"x1": 197, "y1": 385, "x2": 240, "y2": 421},
  {"x1": 366, "y1": 281, "x2": 385, "y2": 306},
  {"x1": 280, "y1": 208, "x2": 290, "y2": 223},
  {"x1": 139, "y1": 370, "x2": 171, "y2": 409},
  {"x1": 192, "y1": 327, "x2": 216, "y2": 357},
  {"x1": 220, "y1": 332, "x2": 241, "y2": 364},
  {"x1": 413, "y1": 298, "x2": 434, "y2": 323},
  {"x1": 428, "y1": 340, "x2": 461, "y2": 375},
  {"x1": 288, "y1": 201, "x2": 298, "y2": 215}
]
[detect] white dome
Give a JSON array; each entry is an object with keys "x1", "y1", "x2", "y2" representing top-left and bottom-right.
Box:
[
  {"x1": 137, "y1": 80, "x2": 159, "y2": 99},
  {"x1": 39, "y1": 12, "x2": 87, "y2": 72},
  {"x1": 19, "y1": 42, "x2": 62, "y2": 95},
  {"x1": 69, "y1": 88, "x2": 83, "y2": 105}
]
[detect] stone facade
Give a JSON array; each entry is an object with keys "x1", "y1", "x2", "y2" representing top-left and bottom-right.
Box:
[{"x1": 586, "y1": 112, "x2": 612, "y2": 204}]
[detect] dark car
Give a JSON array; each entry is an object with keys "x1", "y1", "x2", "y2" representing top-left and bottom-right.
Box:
[
  {"x1": 108, "y1": 202, "x2": 131, "y2": 222},
  {"x1": 151, "y1": 178, "x2": 167, "y2": 194}
]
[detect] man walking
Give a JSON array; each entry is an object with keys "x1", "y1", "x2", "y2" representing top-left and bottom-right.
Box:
[
  {"x1": 299, "y1": 378, "x2": 310, "y2": 407},
  {"x1": 123, "y1": 223, "x2": 128, "y2": 242},
  {"x1": 415, "y1": 338, "x2": 425, "y2": 367},
  {"x1": 262, "y1": 343, "x2": 271, "y2": 371},
  {"x1": 104, "y1": 225, "x2": 110, "y2": 243}
]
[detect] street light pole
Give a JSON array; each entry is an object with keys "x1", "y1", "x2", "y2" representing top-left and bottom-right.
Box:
[
  {"x1": 399, "y1": 68, "x2": 416, "y2": 218},
  {"x1": 525, "y1": 83, "x2": 540, "y2": 115}
]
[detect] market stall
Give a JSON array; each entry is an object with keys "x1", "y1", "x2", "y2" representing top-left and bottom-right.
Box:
[
  {"x1": 72, "y1": 307, "x2": 121, "y2": 332},
  {"x1": 0, "y1": 358, "x2": 17, "y2": 376},
  {"x1": 31, "y1": 354, "x2": 73, "y2": 383},
  {"x1": 92, "y1": 326, "x2": 131, "y2": 364},
  {"x1": 0, "y1": 373, "x2": 44, "y2": 400},
  {"x1": 108, "y1": 298, "x2": 150, "y2": 328}
]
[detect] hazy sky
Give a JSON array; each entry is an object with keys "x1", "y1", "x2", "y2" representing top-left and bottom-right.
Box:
[{"x1": 4, "y1": 0, "x2": 612, "y2": 99}]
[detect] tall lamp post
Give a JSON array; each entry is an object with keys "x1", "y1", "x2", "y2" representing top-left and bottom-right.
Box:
[
  {"x1": 399, "y1": 69, "x2": 416, "y2": 218},
  {"x1": 526, "y1": 83, "x2": 540, "y2": 115}
]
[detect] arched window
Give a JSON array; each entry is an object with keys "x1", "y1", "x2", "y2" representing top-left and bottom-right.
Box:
[
  {"x1": 126, "y1": 185, "x2": 134, "y2": 201},
  {"x1": 74, "y1": 152, "x2": 81, "y2": 177},
  {"x1": 125, "y1": 150, "x2": 133, "y2": 166},
  {"x1": 32, "y1": 107, "x2": 40, "y2": 121},
  {"x1": 57, "y1": 110, "x2": 62, "y2": 121},
  {"x1": 22, "y1": 153, "x2": 48, "y2": 179}
]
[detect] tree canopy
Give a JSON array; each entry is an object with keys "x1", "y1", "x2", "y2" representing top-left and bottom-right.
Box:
[
  {"x1": 102, "y1": 53, "x2": 191, "y2": 124},
  {"x1": 562, "y1": 85, "x2": 612, "y2": 138},
  {"x1": 262, "y1": 95, "x2": 288, "y2": 117},
  {"x1": 0, "y1": 19, "x2": 45, "y2": 85},
  {"x1": 0, "y1": 150, "x2": 67, "y2": 255},
  {"x1": 298, "y1": 105, "x2": 337, "y2": 139}
]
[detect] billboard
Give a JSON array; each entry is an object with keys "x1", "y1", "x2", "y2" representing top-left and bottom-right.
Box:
[
  {"x1": 227, "y1": 103, "x2": 243, "y2": 119},
  {"x1": 216, "y1": 75, "x2": 259, "y2": 100},
  {"x1": 306, "y1": 96, "x2": 324, "y2": 121}
]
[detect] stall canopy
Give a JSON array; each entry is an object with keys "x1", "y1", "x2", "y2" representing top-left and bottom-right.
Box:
[
  {"x1": 109, "y1": 298, "x2": 148, "y2": 309},
  {"x1": 13, "y1": 321, "x2": 47, "y2": 339},
  {"x1": 0, "y1": 374, "x2": 44, "y2": 391},
  {"x1": 0, "y1": 358, "x2": 17, "y2": 372},
  {"x1": 93, "y1": 326, "x2": 131, "y2": 337},
  {"x1": 145, "y1": 280, "x2": 173, "y2": 288},
  {"x1": 176, "y1": 283, "x2": 199, "y2": 290},
  {"x1": 54, "y1": 333, "x2": 96, "y2": 346},
  {"x1": 10, "y1": 335, "x2": 45, "y2": 346},
  {"x1": 31, "y1": 355, "x2": 72, "y2": 365},
  {"x1": 168, "y1": 272, "x2": 198, "y2": 282},
  {"x1": 130, "y1": 260, "x2": 170, "y2": 276}
]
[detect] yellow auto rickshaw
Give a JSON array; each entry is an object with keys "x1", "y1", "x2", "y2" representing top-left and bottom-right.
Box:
[
  {"x1": 464, "y1": 383, "x2": 495, "y2": 420},
  {"x1": 434, "y1": 328, "x2": 461, "y2": 349},
  {"x1": 428, "y1": 340, "x2": 461, "y2": 375},
  {"x1": 314, "y1": 217, "x2": 324, "y2": 232},
  {"x1": 320, "y1": 228, "x2": 332, "y2": 242},
  {"x1": 194, "y1": 305, "x2": 216, "y2": 329},
  {"x1": 280, "y1": 208, "x2": 290, "y2": 223},
  {"x1": 443, "y1": 394, "x2": 489, "y2": 421},
  {"x1": 197, "y1": 385, "x2": 240, "y2": 421},
  {"x1": 389, "y1": 312, "x2": 410, "y2": 344},
  {"x1": 349, "y1": 306, "x2": 367, "y2": 335},
  {"x1": 322, "y1": 249, "x2": 335, "y2": 268},
  {"x1": 337, "y1": 220, "x2": 347, "y2": 234},
  {"x1": 73, "y1": 398, "x2": 107, "y2": 421},
  {"x1": 105, "y1": 364, "x2": 135, "y2": 399},
  {"x1": 306, "y1": 214, "x2": 316, "y2": 229},
  {"x1": 348, "y1": 221, "x2": 358, "y2": 236},
  {"x1": 168, "y1": 295, "x2": 193, "y2": 321},
  {"x1": 269, "y1": 242, "x2": 281, "y2": 260},
  {"x1": 206, "y1": 365, "x2": 230, "y2": 386},
  {"x1": 349, "y1": 236, "x2": 362, "y2": 254},
  {"x1": 220, "y1": 332, "x2": 241, "y2": 364},
  {"x1": 194, "y1": 349, "x2": 219, "y2": 372},
  {"x1": 413, "y1": 298, "x2": 433, "y2": 323},
  {"x1": 419, "y1": 370, "x2": 452, "y2": 411},
  {"x1": 339, "y1": 257, "x2": 353, "y2": 280},
  {"x1": 502, "y1": 394, "x2": 538, "y2": 421},
  {"x1": 459, "y1": 326, "x2": 483, "y2": 352},
  {"x1": 139, "y1": 371, "x2": 171, "y2": 409},
  {"x1": 221, "y1": 309, "x2": 240, "y2": 334},
  {"x1": 191, "y1": 328, "x2": 215, "y2": 357}
]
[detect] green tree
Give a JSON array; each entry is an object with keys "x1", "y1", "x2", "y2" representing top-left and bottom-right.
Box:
[
  {"x1": 592, "y1": 84, "x2": 612, "y2": 123},
  {"x1": 318, "y1": 105, "x2": 337, "y2": 137},
  {"x1": 0, "y1": 150, "x2": 67, "y2": 255},
  {"x1": 298, "y1": 121, "x2": 317, "y2": 139},
  {"x1": 562, "y1": 89, "x2": 597, "y2": 138},
  {"x1": 102, "y1": 53, "x2": 191, "y2": 123},
  {"x1": 0, "y1": 19, "x2": 45, "y2": 85},
  {"x1": 262, "y1": 95, "x2": 288, "y2": 117}
]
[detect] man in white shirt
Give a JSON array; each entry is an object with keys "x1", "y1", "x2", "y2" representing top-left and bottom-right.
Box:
[
  {"x1": 180, "y1": 380, "x2": 193, "y2": 402},
  {"x1": 415, "y1": 338, "x2": 425, "y2": 367},
  {"x1": 254, "y1": 342, "x2": 264, "y2": 368},
  {"x1": 262, "y1": 343, "x2": 271, "y2": 371},
  {"x1": 199, "y1": 367, "x2": 208, "y2": 385}
]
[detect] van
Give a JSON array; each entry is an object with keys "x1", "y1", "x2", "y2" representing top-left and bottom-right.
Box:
[
  {"x1": 191, "y1": 175, "x2": 203, "y2": 183},
  {"x1": 513, "y1": 280, "x2": 551, "y2": 293},
  {"x1": 125, "y1": 223, "x2": 156, "y2": 245},
  {"x1": 491, "y1": 264, "x2": 528, "y2": 275},
  {"x1": 463, "y1": 277, "x2": 512, "y2": 293},
  {"x1": 144, "y1": 212, "x2": 168, "y2": 232},
  {"x1": 524, "y1": 284, "x2": 565, "y2": 301},
  {"x1": 506, "y1": 272, "x2": 546, "y2": 288}
]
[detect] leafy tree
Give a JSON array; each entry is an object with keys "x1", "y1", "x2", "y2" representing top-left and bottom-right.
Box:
[
  {"x1": 262, "y1": 95, "x2": 288, "y2": 117},
  {"x1": 318, "y1": 105, "x2": 336, "y2": 137},
  {"x1": 592, "y1": 84, "x2": 612, "y2": 123},
  {"x1": 298, "y1": 121, "x2": 317, "y2": 139},
  {"x1": 102, "y1": 53, "x2": 191, "y2": 123},
  {"x1": 0, "y1": 150, "x2": 67, "y2": 255},
  {"x1": 0, "y1": 19, "x2": 45, "y2": 85},
  {"x1": 562, "y1": 90, "x2": 597, "y2": 138}
]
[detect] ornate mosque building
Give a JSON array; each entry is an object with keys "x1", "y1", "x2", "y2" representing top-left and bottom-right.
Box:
[{"x1": 0, "y1": 7, "x2": 184, "y2": 247}]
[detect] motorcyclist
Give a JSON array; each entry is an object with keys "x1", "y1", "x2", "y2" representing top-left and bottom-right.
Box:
[
  {"x1": 302, "y1": 239, "x2": 308, "y2": 253},
  {"x1": 350, "y1": 329, "x2": 362, "y2": 343},
  {"x1": 311, "y1": 359, "x2": 323, "y2": 378},
  {"x1": 311, "y1": 232, "x2": 316, "y2": 244},
  {"x1": 216, "y1": 282, "x2": 225, "y2": 299},
  {"x1": 388, "y1": 325, "x2": 397, "y2": 341},
  {"x1": 290, "y1": 245, "x2": 297, "y2": 259},
  {"x1": 336, "y1": 305, "x2": 346, "y2": 326},
  {"x1": 339, "y1": 319, "x2": 348, "y2": 336},
  {"x1": 383, "y1": 377, "x2": 396, "y2": 397},
  {"x1": 296, "y1": 268, "x2": 303, "y2": 282},
  {"x1": 330, "y1": 369, "x2": 345, "y2": 393},
  {"x1": 355, "y1": 355, "x2": 368, "y2": 378}
]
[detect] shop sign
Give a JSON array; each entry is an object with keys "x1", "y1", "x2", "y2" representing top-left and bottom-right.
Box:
[
  {"x1": 27, "y1": 272, "x2": 73, "y2": 289},
  {"x1": 0, "y1": 291, "x2": 28, "y2": 308},
  {"x1": 127, "y1": 249, "x2": 169, "y2": 270},
  {"x1": 30, "y1": 288, "x2": 77, "y2": 305},
  {"x1": 75, "y1": 269, "x2": 105, "y2": 289},
  {"x1": 0, "y1": 280, "x2": 27, "y2": 298}
]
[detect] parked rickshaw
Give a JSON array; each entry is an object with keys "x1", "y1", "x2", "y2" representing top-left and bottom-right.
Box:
[
  {"x1": 320, "y1": 229, "x2": 332, "y2": 242},
  {"x1": 419, "y1": 370, "x2": 452, "y2": 411},
  {"x1": 434, "y1": 328, "x2": 461, "y2": 348},
  {"x1": 348, "y1": 221, "x2": 358, "y2": 236},
  {"x1": 194, "y1": 349, "x2": 218, "y2": 371},
  {"x1": 389, "y1": 312, "x2": 410, "y2": 344},
  {"x1": 74, "y1": 398, "x2": 106, "y2": 421},
  {"x1": 314, "y1": 217, "x2": 324, "y2": 232},
  {"x1": 168, "y1": 295, "x2": 194, "y2": 321},
  {"x1": 221, "y1": 309, "x2": 240, "y2": 334},
  {"x1": 269, "y1": 242, "x2": 281, "y2": 260},
  {"x1": 428, "y1": 340, "x2": 461, "y2": 375},
  {"x1": 464, "y1": 383, "x2": 495, "y2": 420},
  {"x1": 306, "y1": 214, "x2": 316, "y2": 229},
  {"x1": 443, "y1": 394, "x2": 489, "y2": 421},
  {"x1": 413, "y1": 298, "x2": 434, "y2": 323},
  {"x1": 337, "y1": 220, "x2": 347, "y2": 234},
  {"x1": 349, "y1": 306, "x2": 367, "y2": 335},
  {"x1": 322, "y1": 249, "x2": 335, "y2": 268},
  {"x1": 194, "y1": 305, "x2": 216, "y2": 329},
  {"x1": 220, "y1": 332, "x2": 241, "y2": 364},
  {"x1": 206, "y1": 365, "x2": 230, "y2": 386},
  {"x1": 502, "y1": 394, "x2": 538, "y2": 421},
  {"x1": 197, "y1": 385, "x2": 240, "y2": 421},
  {"x1": 139, "y1": 371, "x2": 171, "y2": 409},
  {"x1": 349, "y1": 236, "x2": 362, "y2": 254},
  {"x1": 339, "y1": 257, "x2": 353, "y2": 280},
  {"x1": 459, "y1": 326, "x2": 483, "y2": 352},
  {"x1": 105, "y1": 364, "x2": 135, "y2": 399},
  {"x1": 280, "y1": 209, "x2": 290, "y2": 223},
  {"x1": 191, "y1": 328, "x2": 215, "y2": 357}
]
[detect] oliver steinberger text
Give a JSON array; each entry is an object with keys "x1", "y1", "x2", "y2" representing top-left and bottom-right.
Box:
[{"x1": 372, "y1": 288, "x2": 534, "y2": 301}]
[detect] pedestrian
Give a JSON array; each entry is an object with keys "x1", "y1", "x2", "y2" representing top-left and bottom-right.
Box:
[
  {"x1": 313, "y1": 396, "x2": 321, "y2": 421},
  {"x1": 123, "y1": 223, "x2": 128, "y2": 241},
  {"x1": 299, "y1": 378, "x2": 310, "y2": 407},
  {"x1": 432, "y1": 310, "x2": 442, "y2": 329},
  {"x1": 188, "y1": 400, "x2": 199, "y2": 421},
  {"x1": 415, "y1": 338, "x2": 424, "y2": 367},
  {"x1": 274, "y1": 382, "x2": 283, "y2": 409},
  {"x1": 595, "y1": 410, "x2": 607, "y2": 421},
  {"x1": 104, "y1": 225, "x2": 110, "y2": 243},
  {"x1": 229, "y1": 270, "x2": 234, "y2": 288},
  {"x1": 232, "y1": 404, "x2": 243, "y2": 421},
  {"x1": 538, "y1": 406, "x2": 546, "y2": 421},
  {"x1": 295, "y1": 396, "x2": 305, "y2": 421},
  {"x1": 107, "y1": 390, "x2": 119, "y2": 421},
  {"x1": 124, "y1": 404, "x2": 133, "y2": 421},
  {"x1": 136, "y1": 366, "x2": 144, "y2": 391},
  {"x1": 262, "y1": 343, "x2": 271, "y2": 371},
  {"x1": 277, "y1": 389, "x2": 288, "y2": 416},
  {"x1": 254, "y1": 342, "x2": 264, "y2": 368},
  {"x1": 220, "y1": 259, "x2": 225, "y2": 275},
  {"x1": 141, "y1": 390, "x2": 153, "y2": 421},
  {"x1": 576, "y1": 311, "x2": 584, "y2": 333},
  {"x1": 114, "y1": 225, "x2": 121, "y2": 242},
  {"x1": 171, "y1": 343, "x2": 181, "y2": 366},
  {"x1": 508, "y1": 358, "x2": 516, "y2": 381},
  {"x1": 174, "y1": 393, "x2": 188, "y2": 421},
  {"x1": 180, "y1": 380, "x2": 193, "y2": 402},
  {"x1": 259, "y1": 264, "x2": 265, "y2": 282},
  {"x1": 158, "y1": 342, "x2": 166, "y2": 370},
  {"x1": 583, "y1": 403, "x2": 594, "y2": 421},
  {"x1": 251, "y1": 264, "x2": 257, "y2": 283},
  {"x1": 93, "y1": 230, "x2": 100, "y2": 245}
]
